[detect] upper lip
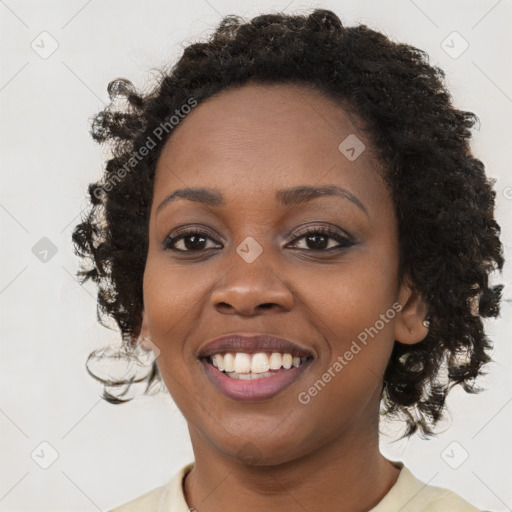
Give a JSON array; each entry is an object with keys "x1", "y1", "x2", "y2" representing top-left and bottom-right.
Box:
[{"x1": 197, "y1": 333, "x2": 315, "y2": 359}]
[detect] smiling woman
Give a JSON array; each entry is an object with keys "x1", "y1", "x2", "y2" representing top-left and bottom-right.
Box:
[{"x1": 71, "y1": 8, "x2": 503, "y2": 512}]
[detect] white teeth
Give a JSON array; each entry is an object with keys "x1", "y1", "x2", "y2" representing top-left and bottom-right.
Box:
[
  {"x1": 223, "y1": 353, "x2": 235, "y2": 372},
  {"x1": 269, "y1": 352, "x2": 283, "y2": 370},
  {"x1": 226, "y1": 370, "x2": 275, "y2": 380},
  {"x1": 209, "y1": 352, "x2": 311, "y2": 375},
  {"x1": 251, "y1": 353, "x2": 270, "y2": 373},
  {"x1": 234, "y1": 353, "x2": 252, "y2": 373},
  {"x1": 213, "y1": 354, "x2": 224, "y2": 371},
  {"x1": 282, "y1": 353, "x2": 293, "y2": 369}
]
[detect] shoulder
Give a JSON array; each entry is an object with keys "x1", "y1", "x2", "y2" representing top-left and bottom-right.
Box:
[
  {"x1": 108, "y1": 462, "x2": 195, "y2": 512},
  {"x1": 108, "y1": 485, "x2": 165, "y2": 512},
  {"x1": 371, "y1": 463, "x2": 483, "y2": 512}
]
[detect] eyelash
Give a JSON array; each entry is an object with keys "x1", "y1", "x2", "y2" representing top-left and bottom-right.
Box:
[{"x1": 162, "y1": 226, "x2": 355, "y2": 253}]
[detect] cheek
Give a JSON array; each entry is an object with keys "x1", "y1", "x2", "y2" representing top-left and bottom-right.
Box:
[
  {"x1": 295, "y1": 246, "x2": 399, "y2": 345},
  {"x1": 143, "y1": 251, "x2": 211, "y2": 330},
  {"x1": 142, "y1": 259, "x2": 207, "y2": 385},
  {"x1": 289, "y1": 249, "x2": 399, "y2": 408},
  {"x1": 143, "y1": 281, "x2": 207, "y2": 424}
]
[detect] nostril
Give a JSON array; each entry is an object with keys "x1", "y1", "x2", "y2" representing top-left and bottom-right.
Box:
[{"x1": 215, "y1": 302, "x2": 233, "y2": 312}]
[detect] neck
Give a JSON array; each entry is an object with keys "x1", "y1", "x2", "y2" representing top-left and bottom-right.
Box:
[{"x1": 183, "y1": 420, "x2": 400, "y2": 512}]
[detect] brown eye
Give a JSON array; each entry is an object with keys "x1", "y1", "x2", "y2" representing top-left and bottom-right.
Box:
[
  {"x1": 288, "y1": 227, "x2": 355, "y2": 252},
  {"x1": 163, "y1": 228, "x2": 221, "y2": 252}
]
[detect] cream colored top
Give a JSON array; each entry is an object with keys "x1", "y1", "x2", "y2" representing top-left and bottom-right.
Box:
[{"x1": 109, "y1": 461, "x2": 483, "y2": 512}]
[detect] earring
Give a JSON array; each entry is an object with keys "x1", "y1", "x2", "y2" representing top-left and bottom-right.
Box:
[
  {"x1": 422, "y1": 319, "x2": 430, "y2": 328},
  {"x1": 139, "y1": 336, "x2": 153, "y2": 350}
]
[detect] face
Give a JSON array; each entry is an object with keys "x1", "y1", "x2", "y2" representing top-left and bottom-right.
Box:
[{"x1": 140, "y1": 83, "x2": 426, "y2": 465}]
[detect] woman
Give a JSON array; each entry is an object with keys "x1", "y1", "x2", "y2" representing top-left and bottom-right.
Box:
[{"x1": 72, "y1": 8, "x2": 503, "y2": 511}]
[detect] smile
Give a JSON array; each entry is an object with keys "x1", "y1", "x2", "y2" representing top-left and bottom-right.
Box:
[{"x1": 200, "y1": 352, "x2": 314, "y2": 401}]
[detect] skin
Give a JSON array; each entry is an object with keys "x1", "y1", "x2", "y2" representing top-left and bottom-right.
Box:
[{"x1": 139, "y1": 82, "x2": 429, "y2": 512}]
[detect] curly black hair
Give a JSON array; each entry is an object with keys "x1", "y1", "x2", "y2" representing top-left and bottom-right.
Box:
[{"x1": 72, "y1": 8, "x2": 504, "y2": 437}]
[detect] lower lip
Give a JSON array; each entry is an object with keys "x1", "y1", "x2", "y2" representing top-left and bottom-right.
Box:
[{"x1": 200, "y1": 359, "x2": 312, "y2": 401}]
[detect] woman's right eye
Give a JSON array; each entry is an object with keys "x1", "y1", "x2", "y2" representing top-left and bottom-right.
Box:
[{"x1": 163, "y1": 228, "x2": 222, "y2": 252}]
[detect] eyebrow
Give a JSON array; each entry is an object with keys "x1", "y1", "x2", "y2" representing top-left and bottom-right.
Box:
[{"x1": 156, "y1": 184, "x2": 368, "y2": 216}]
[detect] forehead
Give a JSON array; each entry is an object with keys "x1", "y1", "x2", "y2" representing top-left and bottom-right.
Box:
[{"x1": 153, "y1": 82, "x2": 387, "y2": 214}]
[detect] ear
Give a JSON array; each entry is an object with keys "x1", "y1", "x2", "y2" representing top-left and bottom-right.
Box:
[
  {"x1": 139, "y1": 308, "x2": 153, "y2": 351},
  {"x1": 394, "y1": 274, "x2": 430, "y2": 345}
]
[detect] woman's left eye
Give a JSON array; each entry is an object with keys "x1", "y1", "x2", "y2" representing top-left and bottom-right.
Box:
[{"x1": 286, "y1": 227, "x2": 355, "y2": 251}]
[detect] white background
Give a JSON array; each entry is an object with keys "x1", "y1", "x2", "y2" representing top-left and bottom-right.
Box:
[{"x1": 1, "y1": 0, "x2": 511, "y2": 510}]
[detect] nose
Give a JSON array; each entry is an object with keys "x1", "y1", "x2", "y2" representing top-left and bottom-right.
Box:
[{"x1": 210, "y1": 255, "x2": 294, "y2": 316}]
